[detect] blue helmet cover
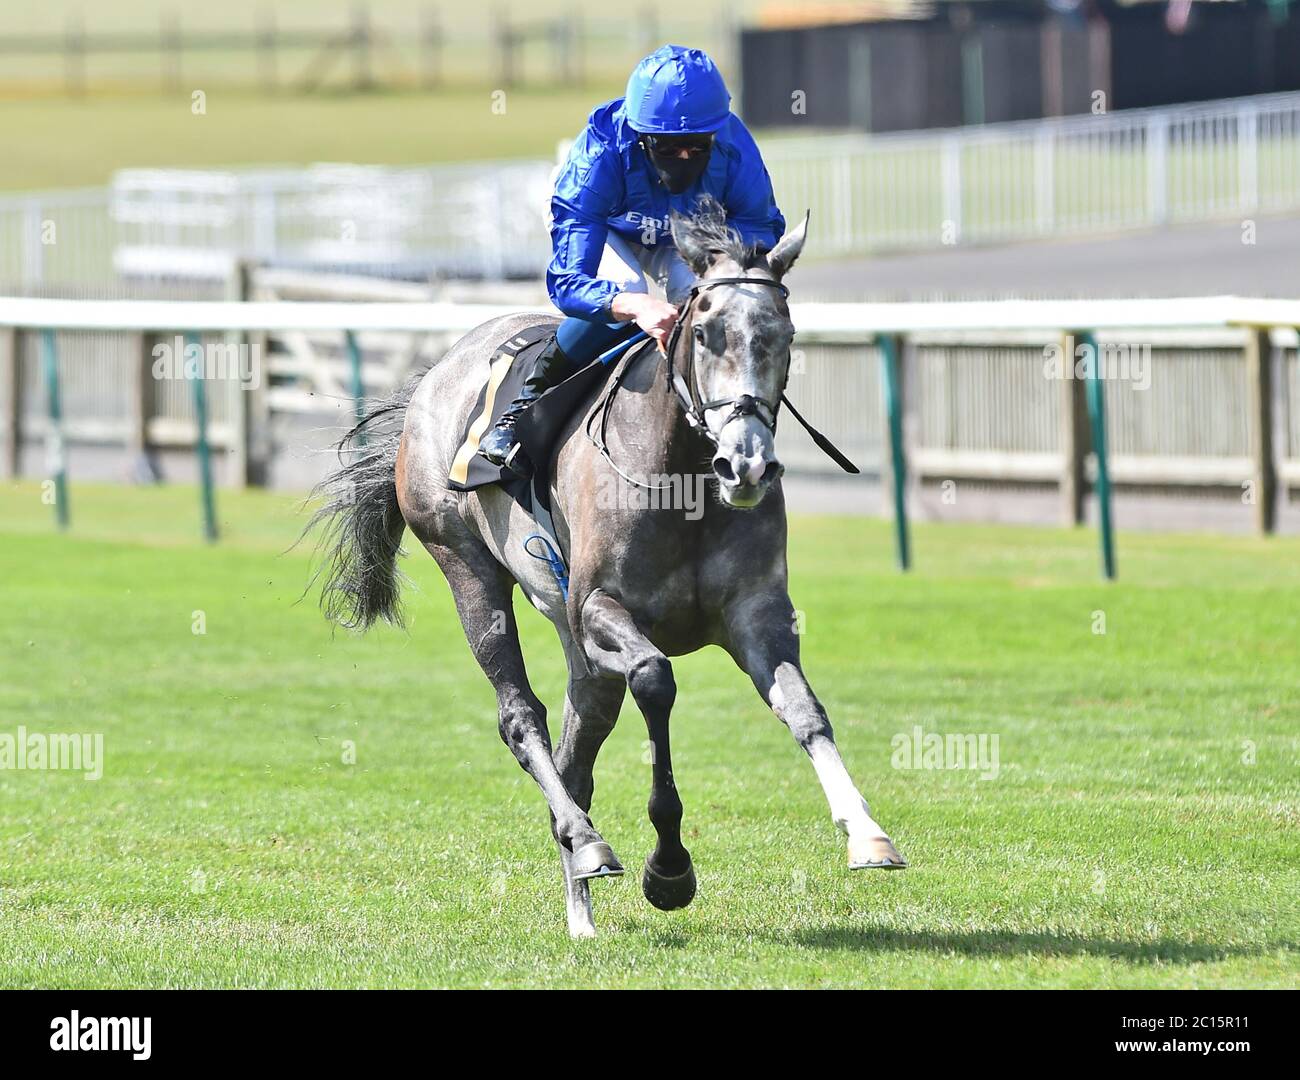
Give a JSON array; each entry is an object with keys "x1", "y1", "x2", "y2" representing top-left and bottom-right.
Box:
[{"x1": 623, "y1": 45, "x2": 731, "y2": 134}]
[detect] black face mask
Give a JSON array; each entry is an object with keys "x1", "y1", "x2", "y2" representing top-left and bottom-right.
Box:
[{"x1": 640, "y1": 135, "x2": 713, "y2": 194}]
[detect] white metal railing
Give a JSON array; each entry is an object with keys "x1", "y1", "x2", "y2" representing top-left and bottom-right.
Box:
[
  {"x1": 5, "y1": 91, "x2": 1300, "y2": 291},
  {"x1": 108, "y1": 162, "x2": 555, "y2": 281},
  {"x1": 0, "y1": 161, "x2": 556, "y2": 290},
  {"x1": 758, "y1": 90, "x2": 1300, "y2": 254}
]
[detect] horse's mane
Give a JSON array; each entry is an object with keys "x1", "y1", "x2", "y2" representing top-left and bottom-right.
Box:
[{"x1": 670, "y1": 195, "x2": 770, "y2": 272}]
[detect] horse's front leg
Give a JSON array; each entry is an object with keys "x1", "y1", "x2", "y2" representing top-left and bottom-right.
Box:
[
  {"x1": 581, "y1": 589, "x2": 698, "y2": 910},
  {"x1": 724, "y1": 590, "x2": 907, "y2": 870}
]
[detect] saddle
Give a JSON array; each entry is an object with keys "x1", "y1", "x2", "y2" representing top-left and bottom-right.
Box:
[
  {"x1": 445, "y1": 310, "x2": 856, "y2": 599},
  {"x1": 447, "y1": 321, "x2": 651, "y2": 597}
]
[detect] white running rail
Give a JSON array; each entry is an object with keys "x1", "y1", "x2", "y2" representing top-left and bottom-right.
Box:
[
  {"x1": 2, "y1": 294, "x2": 1297, "y2": 536},
  {"x1": 2, "y1": 294, "x2": 1299, "y2": 335}
]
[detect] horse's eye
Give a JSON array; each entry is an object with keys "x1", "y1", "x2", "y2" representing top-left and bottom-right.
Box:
[{"x1": 692, "y1": 326, "x2": 706, "y2": 346}]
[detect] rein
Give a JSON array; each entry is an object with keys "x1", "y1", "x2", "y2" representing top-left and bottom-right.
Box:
[{"x1": 586, "y1": 275, "x2": 860, "y2": 485}]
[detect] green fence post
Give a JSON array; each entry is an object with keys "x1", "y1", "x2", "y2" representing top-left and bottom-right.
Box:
[
  {"x1": 40, "y1": 329, "x2": 69, "y2": 530},
  {"x1": 1080, "y1": 330, "x2": 1116, "y2": 580},
  {"x1": 345, "y1": 330, "x2": 367, "y2": 446},
  {"x1": 879, "y1": 334, "x2": 911, "y2": 571},
  {"x1": 186, "y1": 333, "x2": 219, "y2": 543},
  {"x1": 961, "y1": 35, "x2": 985, "y2": 127}
]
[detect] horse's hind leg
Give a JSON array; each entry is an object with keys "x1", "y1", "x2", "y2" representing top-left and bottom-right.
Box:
[
  {"x1": 551, "y1": 651, "x2": 626, "y2": 938},
  {"x1": 581, "y1": 590, "x2": 697, "y2": 911},
  {"x1": 724, "y1": 590, "x2": 906, "y2": 871},
  {"x1": 420, "y1": 533, "x2": 625, "y2": 898}
]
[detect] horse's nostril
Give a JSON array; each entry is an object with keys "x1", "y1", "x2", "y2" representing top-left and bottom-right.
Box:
[
  {"x1": 761, "y1": 461, "x2": 783, "y2": 485},
  {"x1": 712, "y1": 457, "x2": 736, "y2": 483}
]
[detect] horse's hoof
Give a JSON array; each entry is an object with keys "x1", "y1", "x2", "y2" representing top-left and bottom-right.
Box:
[
  {"x1": 849, "y1": 835, "x2": 908, "y2": 870},
  {"x1": 571, "y1": 841, "x2": 624, "y2": 881},
  {"x1": 642, "y1": 860, "x2": 697, "y2": 910}
]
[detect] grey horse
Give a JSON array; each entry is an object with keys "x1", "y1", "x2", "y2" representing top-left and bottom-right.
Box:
[{"x1": 306, "y1": 200, "x2": 905, "y2": 938}]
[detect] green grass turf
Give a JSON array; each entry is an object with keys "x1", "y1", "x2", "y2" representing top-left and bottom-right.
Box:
[
  {"x1": 0, "y1": 0, "x2": 731, "y2": 190},
  {"x1": 0, "y1": 479, "x2": 1297, "y2": 988},
  {"x1": 0, "y1": 85, "x2": 620, "y2": 192}
]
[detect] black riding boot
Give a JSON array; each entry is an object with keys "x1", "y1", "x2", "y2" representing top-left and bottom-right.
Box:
[{"x1": 478, "y1": 334, "x2": 578, "y2": 474}]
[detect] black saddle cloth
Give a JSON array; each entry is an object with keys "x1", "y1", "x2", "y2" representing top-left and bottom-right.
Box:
[{"x1": 447, "y1": 320, "x2": 639, "y2": 537}]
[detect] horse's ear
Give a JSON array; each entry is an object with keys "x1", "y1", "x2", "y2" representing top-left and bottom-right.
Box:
[
  {"x1": 671, "y1": 208, "x2": 715, "y2": 276},
  {"x1": 766, "y1": 210, "x2": 810, "y2": 280}
]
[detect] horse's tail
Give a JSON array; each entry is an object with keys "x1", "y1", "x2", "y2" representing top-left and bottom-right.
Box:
[{"x1": 300, "y1": 369, "x2": 427, "y2": 632}]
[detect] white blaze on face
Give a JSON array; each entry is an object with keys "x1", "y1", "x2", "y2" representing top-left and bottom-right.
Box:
[{"x1": 699, "y1": 281, "x2": 786, "y2": 501}]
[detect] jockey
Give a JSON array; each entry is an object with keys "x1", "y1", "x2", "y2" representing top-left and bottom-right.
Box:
[{"x1": 478, "y1": 43, "x2": 786, "y2": 472}]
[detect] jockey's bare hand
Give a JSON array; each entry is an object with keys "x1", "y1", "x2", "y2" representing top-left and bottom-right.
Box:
[{"x1": 611, "y1": 292, "x2": 679, "y2": 352}]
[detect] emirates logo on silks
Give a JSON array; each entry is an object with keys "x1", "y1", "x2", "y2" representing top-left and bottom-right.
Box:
[{"x1": 623, "y1": 211, "x2": 670, "y2": 232}]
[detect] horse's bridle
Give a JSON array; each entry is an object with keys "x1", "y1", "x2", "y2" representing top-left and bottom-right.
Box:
[
  {"x1": 586, "y1": 274, "x2": 859, "y2": 485},
  {"x1": 662, "y1": 275, "x2": 791, "y2": 443}
]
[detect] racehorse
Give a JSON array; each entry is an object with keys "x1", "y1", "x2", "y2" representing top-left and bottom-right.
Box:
[{"x1": 306, "y1": 199, "x2": 905, "y2": 938}]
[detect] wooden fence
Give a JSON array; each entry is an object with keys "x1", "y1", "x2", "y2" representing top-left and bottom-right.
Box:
[{"x1": 0, "y1": 5, "x2": 735, "y2": 95}]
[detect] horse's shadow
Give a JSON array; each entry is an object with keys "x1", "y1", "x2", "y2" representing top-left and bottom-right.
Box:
[
  {"x1": 630, "y1": 922, "x2": 1276, "y2": 964},
  {"x1": 782, "y1": 925, "x2": 1282, "y2": 965},
  {"x1": 614, "y1": 912, "x2": 1288, "y2": 967}
]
